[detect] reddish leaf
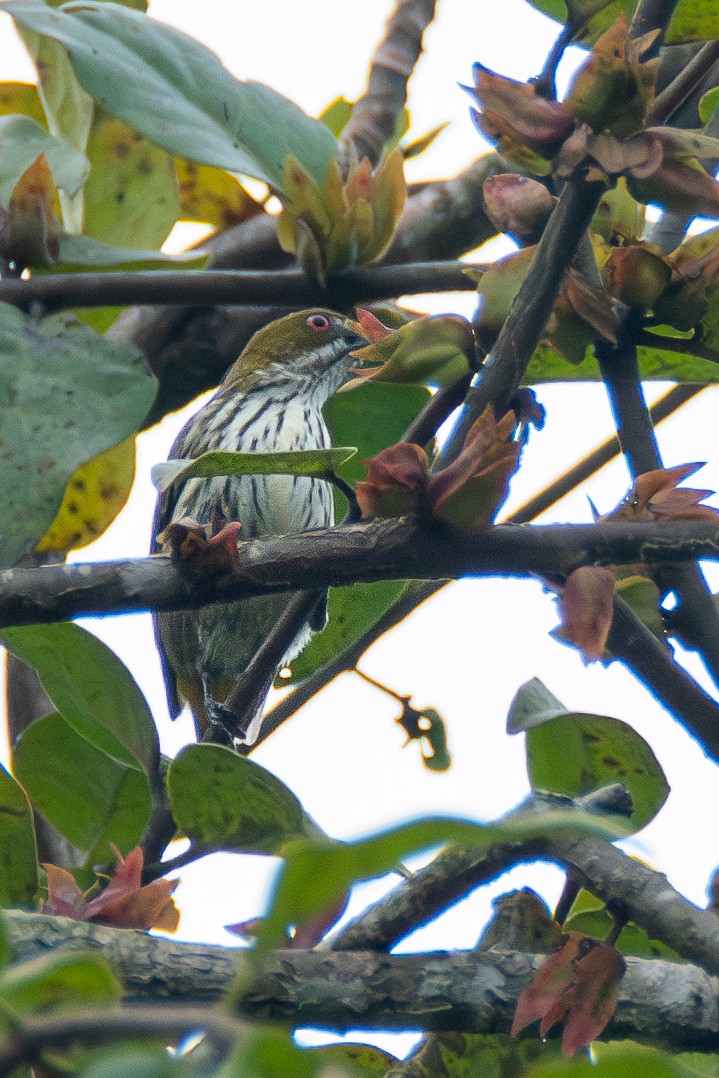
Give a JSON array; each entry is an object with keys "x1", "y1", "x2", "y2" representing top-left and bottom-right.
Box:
[
  {"x1": 511, "y1": 934, "x2": 583, "y2": 1037},
  {"x1": 482, "y1": 174, "x2": 555, "y2": 243},
  {"x1": 560, "y1": 943, "x2": 626, "y2": 1057},
  {"x1": 354, "y1": 307, "x2": 393, "y2": 342},
  {"x1": 467, "y1": 65, "x2": 574, "y2": 157},
  {"x1": 604, "y1": 463, "x2": 718, "y2": 522},
  {"x1": 42, "y1": 863, "x2": 87, "y2": 919},
  {"x1": 426, "y1": 407, "x2": 520, "y2": 532},
  {"x1": 356, "y1": 442, "x2": 429, "y2": 519},
  {"x1": 290, "y1": 890, "x2": 351, "y2": 949},
  {"x1": 512, "y1": 935, "x2": 625, "y2": 1057},
  {"x1": 628, "y1": 155, "x2": 719, "y2": 219},
  {"x1": 42, "y1": 848, "x2": 180, "y2": 933},
  {"x1": 555, "y1": 565, "x2": 616, "y2": 661}
]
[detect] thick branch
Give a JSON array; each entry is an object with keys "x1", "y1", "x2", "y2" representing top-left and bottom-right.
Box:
[
  {"x1": 2, "y1": 520, "x2": 719, "y2": 626},
  {"x1": 342, "y1": 0, "x2": 438, "y2": 166},
  {"x1": 3, "y1": 911, "x2": 719, "y2": 1049}
]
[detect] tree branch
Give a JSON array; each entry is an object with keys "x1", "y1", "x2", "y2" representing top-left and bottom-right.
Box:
[
  {"x1": 341, "y1": 0, "x2": 438, "y2": 166},
  {"x1": 0, "y1": 262, "x2": 480, "y2": 314},
  {"x1": 3, "y1": 911, "x2": 719, "y2": 1050},
  {"x1": 2, "y1": 520, "x2": 719, "y2": 627}
]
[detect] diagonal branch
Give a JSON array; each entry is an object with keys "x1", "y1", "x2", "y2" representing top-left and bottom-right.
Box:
[{"x1": 341, "y1": 0, "x2": 438, "y2": 166}]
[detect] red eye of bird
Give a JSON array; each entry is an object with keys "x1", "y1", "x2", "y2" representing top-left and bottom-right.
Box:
[{"x1": 307, "y1": 313, "x2": 330, "y2": 331}]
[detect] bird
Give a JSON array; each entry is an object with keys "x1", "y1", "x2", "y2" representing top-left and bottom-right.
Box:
[{"x1": 152, "y1": 309, "x2": 367, "y2": 746}]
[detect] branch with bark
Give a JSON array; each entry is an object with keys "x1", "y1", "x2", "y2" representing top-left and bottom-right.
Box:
[{"x1": 1, "y1": 519, "x2": 718, "y2": 626}]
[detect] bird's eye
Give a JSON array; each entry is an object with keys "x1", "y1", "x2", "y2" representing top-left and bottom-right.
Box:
[{"x1": 306, "y1": 313, "x2": 330, "y2": 331}]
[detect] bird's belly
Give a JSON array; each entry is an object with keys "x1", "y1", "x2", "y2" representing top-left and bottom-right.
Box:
[{"x1": 173, "y1": 398, "x2": 334, "y2": 537}]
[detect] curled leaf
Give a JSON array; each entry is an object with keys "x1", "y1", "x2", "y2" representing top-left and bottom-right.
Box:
[
  {"x1": 426, "y1": 407, "x2": 520, "y2": 532},
  {"x1": 277, "y1": 148, "x2": 406, "y2": 278},
  {"x1": 466, "y1": 65, "x2": 574, "y2": 158},
  {"x1": 603, "y1": 463, "x2": 718, "y2": 522},
  {"x1": 482, "y1": 173, "x2": 555, "y2": 243},
  {"x1": 355, "y1": 442, "x2": 428, "y2": 519},
  {"x1": 43, "y1": 847, "x2": 179, "y2": 933},
  {"x1": 0, "y1": 153, "x2": 58, "y2": 269},
  {"x1": 566, "y1": 15, "x2": 659, "y2": 136},
  {"x1": 603, "y1": 243, "x2": 672, "y2": 308},
  {"x1": 347, "y1": 313, "x2": 476, "y2": 387},
  {"x1": 555, "y1": 565, "x2": 617, "y2": 662}
]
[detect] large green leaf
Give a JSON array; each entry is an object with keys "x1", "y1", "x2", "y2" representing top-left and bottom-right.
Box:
[
  {"x1": 257, "y1": 807, "x2": 629, "y2": 951},
  {"x1": 13, "y1": 712, "x2": 152, "y2": 860},
  {"x1": 6, "y1": 0, "x2": 339, "y2": 191},
  {"x1": 83, "y1": 109, "x2": 180, "y2": 249},
  {"x1": 55, "y1": 231, "x2": 203, "y2": 267},
  {"x1": 0, "y1": 952, "x2": 121, "y2": 1017},
  {"x1": 166, "y1": 744, "x2": 314, "y2": 855},
  {"x1": 667, "y1": 0, "x2": 719, "y2": 43},
  {"x1": 507, "y1": 678, "x2": 669, "y2": 832},
  {"x1": 524, "y1": 342, "x2": 719, "y2": 383},
  {"x1": 282, "y1": 580, "x2": 409, "y2": 684},
  {"x1": 0, "y1": 764, "x2": 38, "y2": 907},
  {"x1": 0, "y1": 303, "x2": 156, "y2": 566},
  {"x1": 0, "y1": 113, "x2": 88, "y2": 205},
  {"x1": 1, "y1": 622, "x2": 158, "y2": 774},
  {"x1": 563, "y1": 889, "x2": 679, "y2": 958}
]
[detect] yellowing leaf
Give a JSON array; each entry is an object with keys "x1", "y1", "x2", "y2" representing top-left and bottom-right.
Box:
[
  {"x1": 36, "y1": 437, "x2": 136, "y2": 554},
  {"x1": 175, "y1": 158, "x2": 262, "y2": 230}
]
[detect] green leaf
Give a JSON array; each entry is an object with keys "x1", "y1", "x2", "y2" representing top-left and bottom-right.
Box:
[
  {"x1": 13, "y1": 712, "x2": 152, "y2": 860},
  {"x1": 257, "y1": 807, "x2": 629, "y2": 951},
  {"x1": 699, "y1": 87, "x2": 719, "y2": 126},
  {"x1": 0, "y1": 952, "x2": 121, "y2": 1016},
  {"x1": 563, "y1": 890, "x2": 679, "y2": 958},
  {"x1": 282, "y1": 580, "x2": 410, "y2": 684},
  {"x1": 666, "y1": 0, "x2": 719, "y2": 44},
  {"x1": 166, "y1": 744, "x2": 313, "y2": 855},
  {"x1": 0, "y1": 303, "x2": 156, "y2": 567},
  {"x1": 0, "y1": 763, "x2": 38, "y2": 907},
  {"x1": 523, "y1": 0, "x2": 568, "y2": 21},
  {"x1": 151, "y1": 447, "x2": 357, "y2": 494},
  {"x1": 0, "y1": 917, "x2": 11, "y2": 970},
  {"x1": 6, "y1": 0, "x2": 339, "y2": 191},
  {"x1": 319, "y1": 96, "x2": 353, "y2": 137},
  {"x1": 590, "y1": 1042, "x2": 716, "y2": 1077},
  {"x1": 0, "y1": 113, "x2": 88, "y2": 205},
  {"x1": 17, "y1": 18, "x2": 93, "y2": 232},
  {"x1": 0, "y1": 82, "x2": 45, "y2": 125},
  {"x1": 78, "y1": 1042, "x2": 178, "y2": 1078},
  {"x1": 55, "y1": 231, "x2": 203, "y2": 267},
  {"x1": 83, "y1": 110, "x2": 180, "y2": 249},
  {"x1": 524, "y1": 342, "x2": 719, "y2": 384},
  {"x1": 2, "y1": 623, "x2": 159, "y2": 774},
  {"x1": 507, "y1": 678, "x2": 669, "y2": 832}
]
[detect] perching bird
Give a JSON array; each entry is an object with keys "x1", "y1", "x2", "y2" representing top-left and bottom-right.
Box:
[{"x1": 152, "y1": 309, "x2": 366, "y2": 745}]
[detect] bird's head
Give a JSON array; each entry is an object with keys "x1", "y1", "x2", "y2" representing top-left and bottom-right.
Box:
[{"x1": 221, "y1": 310, "x2": 368, "y2": 399}]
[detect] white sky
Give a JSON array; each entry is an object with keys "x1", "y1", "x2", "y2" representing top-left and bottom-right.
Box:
[{"x1": 2, "y1": 3, "x2": 719, "y2": 1055}]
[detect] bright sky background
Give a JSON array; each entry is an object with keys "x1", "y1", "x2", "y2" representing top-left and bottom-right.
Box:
[{"x1": 2, "y1": 0, "x2": 719, "y2": 1054}]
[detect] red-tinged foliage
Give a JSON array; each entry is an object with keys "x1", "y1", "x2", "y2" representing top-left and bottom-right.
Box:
[
  {"x1": 555, "y1": 565, "x2": 617, "y2": 662},
  {"x1": 467, "y1": 65, "x2": 574, "y2": 157},
  {"x1": 425, "y1": 407, "x2": 520, "y2": 532},
  {"x1": 354, "y1": 307, "x2": 393, "y2": 342},
  {"x1": 604, "y1": 463, "x2": 719, "y2": 523},
  {"x1": 482, "y1": 174, "x2": 555, "y2": 244},
  {"x1": 356, "y1": 442, "x2": 429, "y2": 519},
  {"x1": 512, "y1": 933, "x2": 584, "y2": 1037},
  {"x1": 513, "y1": 935, "x2": 626, "y2": 1057},
  {"x1": 43, "y1": 848, "x2": 179, "y2": 933},
  {"x1": 0, "y1": 153, "x2": 59, "y2": 269}
]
